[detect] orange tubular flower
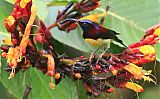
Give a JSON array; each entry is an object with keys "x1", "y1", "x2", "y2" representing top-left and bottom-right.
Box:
[
  {"x1": 43, "y1": 54, "x2": 55, "y2": 76},
  {"x1": 5, "y1": 5, "x2": 37, "y2": 79},
  {"x1": 20, "y1": 5, "x2": 37, "y2": 54}
]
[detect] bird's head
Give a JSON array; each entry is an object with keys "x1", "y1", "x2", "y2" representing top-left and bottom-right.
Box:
[{"x1": 62, "y1": 18, "x2": 98, "y2": 31}]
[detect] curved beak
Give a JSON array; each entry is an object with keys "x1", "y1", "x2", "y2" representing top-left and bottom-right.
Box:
[
  {"x1": 61, "y1": 18, "x2": 79, "y2": 23},
  {"x1": 67, "y1": 18, "x2": 78, "y2": 22}
]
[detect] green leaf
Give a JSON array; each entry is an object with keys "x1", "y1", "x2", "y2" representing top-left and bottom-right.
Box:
[
  {"x1": 140, "y1": 87, "x2": 160, "y2": 99},
  {"x1": 47, "y1": 0, "x2": 78, "y2": 6},
  {"x1": 33, "y1": 0, "x2": 48, "y2": 21},
  {"x1": 154, "y1": 43, "x2": 160, "y2": 61}
]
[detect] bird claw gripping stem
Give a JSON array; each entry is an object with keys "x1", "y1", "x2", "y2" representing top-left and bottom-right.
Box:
[{"x1": 1, "y1": 0, "x2": 160, "y2": 97}]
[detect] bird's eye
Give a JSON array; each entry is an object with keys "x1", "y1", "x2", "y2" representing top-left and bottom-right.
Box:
[{"x1": 82, "y1": 23, "x2": 88, "y2": 26}]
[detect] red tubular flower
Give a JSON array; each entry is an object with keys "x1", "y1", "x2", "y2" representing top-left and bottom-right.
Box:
[
  {"x1": 75, "y1": 0, "x2": 101, "y2": 13},
  {"x1": 109, "y1": 66, "x2": 118, "y2": 75},
  {"x1": 57, "y1": 12, "x2": 83, "y2": 32},
  {"x1": 58, "y1": 21, "x2": 78, "y2": 32},
  {"x1": 128, "y1": 24, "x2": 160, "y2": 48},
  {"x1": 13, "y1": 0, "x2": 32, "y2": 19},
  {"x1": 122, "y1": 45, "x2": 156, "y2": 65},
  {"x1": 121, "y1": 24, "x2": 160, "y2": 65},
  {"x1": 5, "y1": 0, "x2": 32, "y2": 31},
  {"x1": 4, "y1": 0, "x2": 33, "y2": 46},
  {"x1": 145, "y1": 24, "x2": 160, "y2": 36},
  {"x1": 107, "y1": 73, "x2": 144, "y2": 92}
]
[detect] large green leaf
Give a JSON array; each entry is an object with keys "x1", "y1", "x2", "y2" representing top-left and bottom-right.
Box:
[{"x1": 47, "y1": 0, "x2": 78, "y2": 6}]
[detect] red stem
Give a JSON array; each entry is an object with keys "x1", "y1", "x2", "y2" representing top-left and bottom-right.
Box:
[{"x1": 47, "y1": 22, "x2": 57, "y2": 30}]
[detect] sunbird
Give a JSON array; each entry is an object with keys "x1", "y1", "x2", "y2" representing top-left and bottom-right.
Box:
[{"x1": 64, "y1": 19, "x2": 126, "y2": 47}]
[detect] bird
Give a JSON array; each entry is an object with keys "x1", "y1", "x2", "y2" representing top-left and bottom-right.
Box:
[{"x1": 63, "y1": 19, "x2": 126, "y2": 47}]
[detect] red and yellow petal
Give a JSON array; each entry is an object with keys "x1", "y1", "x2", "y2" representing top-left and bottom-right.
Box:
[
  {"x1": 4, "y1": 15, "x2": 15, "y2": 27},
  {"x1": 20, "y1": 0, "x2": 32, "y2": 8},
  {"x1": 2, "y1": 38, "x2": 13, "y2": 46},
  {"x1": 139, "y1": 45, "x2": 155, "y2": 55},
  {"x1": 125, "y1": 82, "x2": 144, "y2": 92},
  {"x1": 124, "y1": 63, "x2": 144, "y2": 79}
]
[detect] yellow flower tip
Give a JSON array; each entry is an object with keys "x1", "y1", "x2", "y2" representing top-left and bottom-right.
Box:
[
  {"x1": 8, "y1": 72, "x2": 15, "y2": 79},
  {"x1": 80, "y1": 14, "x2": 99, "y2": 23},
  {"x1": 154, "y1": 27, "x2": 160, "y2": 36},
  {"x1": 49, "y1": 82, "x2": 55, "y2": 89},
  {"x1": 55, "y1": 73, "x2": 61, "y2": 79},
  {"x1": 20, "y1": 0, "x2": 31, "y2": 8},
  {"x1": 1, "y1": 52, "x2": 7, "y2": 58},
  {"x1": 4, "y1": 15, "x2": 15, "y2": 27},
  {"x1": 74, "y1": 73, "x2": 82, "y2": 79},
  {"x1": 124, "y1": 63, "x2": 143, "y2": 80},
  {"x1": 31, "y1": 5, "x2": 37, "y2": 14},
  {"x1": 9, "y1": 59, "x2": 18, "y2": 68},
  {"x1": 125, "y1": 82, "x2": 144, "y2": 92},
  {"x1": 112, "y1": 70, "x2": 118, "y2": 75},
  {"x1": 6, "y1": 47, "x2": 14, "y2": 63},
  {"x1": 109, "y1": 66, "x2": 118, "y2": 75},
  {"x1": 139, "y1": 45, "x2": 155, "y2": 55},
  {"x1": 2, "y1": 38, "x2": 13, "y2": 46},
  {"x1": 97, "y1": 2, "x2": 101, "y2": 7},
  {"x1": 13, "y1": 0, "x2": 16, "y2": 3},
  {"x1": 142, "y1": 75, "x2": 156, "y2": 84},
  {"x1": 143, "y1": 55, "x2": 156, "y2": 62}
]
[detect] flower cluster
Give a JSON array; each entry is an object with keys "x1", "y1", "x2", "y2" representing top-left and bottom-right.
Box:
[{"x1": 1, "y1": 0, "x2": 160, "y2": 97}]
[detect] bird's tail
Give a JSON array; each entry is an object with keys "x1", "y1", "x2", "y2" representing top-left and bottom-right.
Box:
[{"x1": 113, "y1": 37, "x2": 127, "y2": 47}]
